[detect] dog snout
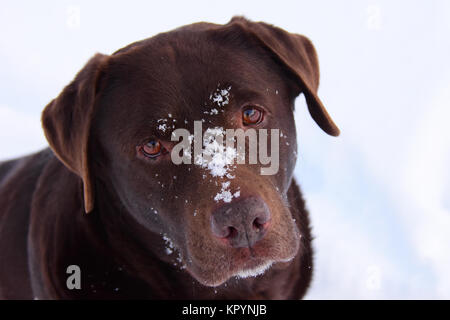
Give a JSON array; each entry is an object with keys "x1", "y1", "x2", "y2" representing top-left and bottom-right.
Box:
[{"x1": 210, "y1": 196, "x2": 271, "y2": 248}]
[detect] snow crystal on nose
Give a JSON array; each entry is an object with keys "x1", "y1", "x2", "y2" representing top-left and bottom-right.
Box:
[{"x1": 214, "y1": 182, "x2": 240, "y2": 203}]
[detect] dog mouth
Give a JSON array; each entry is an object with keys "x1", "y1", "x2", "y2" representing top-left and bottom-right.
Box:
[
  {"x1": 174, "y1": 180, "x2": 301, "y2": 286},
  {"x1": 182, "y1": 228, "x2": 300, "y2": 287}
]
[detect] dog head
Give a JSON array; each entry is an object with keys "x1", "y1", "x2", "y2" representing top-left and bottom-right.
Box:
[{"x1": 42, "y1": 17, "x2": 339, "y2": 287}]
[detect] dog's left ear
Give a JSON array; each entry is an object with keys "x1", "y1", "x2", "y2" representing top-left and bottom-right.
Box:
[
  {"x1": 229, "y1": 17, "x2": 340, "y2": 136},
  {"x1": 42, "y1": 53, "x2": 109, "y2": 213}
]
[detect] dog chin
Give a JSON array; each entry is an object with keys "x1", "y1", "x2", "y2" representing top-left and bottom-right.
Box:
[
  {"x1": 234, "y1": 260, "x2": 274, "y2": 278},
  {"x1": 233, "y1": 254, "x2": 296, "y2": 279},
  {"x1": 189, "y1": 255, "x2": 296, "y2": 287},
  {"x1": 188, "y1": 262, "x2": 274, "y2": 287}
]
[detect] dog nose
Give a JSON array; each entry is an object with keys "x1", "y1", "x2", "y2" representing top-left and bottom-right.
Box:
[{"x1": 211, "y1": 196, "x2": 271, "y2": 248}]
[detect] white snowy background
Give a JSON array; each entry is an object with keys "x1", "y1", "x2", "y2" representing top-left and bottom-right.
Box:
[{"x1": 1, "y1": 0, "x2": 449, "y2": 299}]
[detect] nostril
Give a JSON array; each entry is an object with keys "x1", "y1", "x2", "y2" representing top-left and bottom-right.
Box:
[
  {"x1": 252, "y1": 217, "x2": 268, "y2": 231},
  {"x1": 225, "y1": 226, "x2": 238, "y2": 239}
]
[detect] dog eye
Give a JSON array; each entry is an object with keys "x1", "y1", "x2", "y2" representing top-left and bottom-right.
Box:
[
  {"x1": 242, "y1": 107, "x2": 263, "y2": 125},
  {"x1": 141, "y1": 140, "x2": 162, "y2": 158}
]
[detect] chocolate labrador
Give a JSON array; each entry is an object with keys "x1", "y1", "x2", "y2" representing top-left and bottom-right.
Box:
[{"x1": 0, "y1": 17, "x2": 339, "y2": 299}]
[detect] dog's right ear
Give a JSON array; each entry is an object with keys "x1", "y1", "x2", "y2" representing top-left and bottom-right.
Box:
[{"x1": 41, "y1": 53, "x2": 108, "y2": 214}]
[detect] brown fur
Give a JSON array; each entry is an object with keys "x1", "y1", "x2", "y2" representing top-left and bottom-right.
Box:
[{"x1": 0, "y1": 17, "x2": 338, "y2": 299}]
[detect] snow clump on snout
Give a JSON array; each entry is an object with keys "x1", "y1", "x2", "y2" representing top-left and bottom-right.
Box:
[
  {"x1": 194, "y1": 127, "x2": 240, "y2": 203},
  {"x1": 195, "y1": 127, "x2": 237, "y2": 178}
]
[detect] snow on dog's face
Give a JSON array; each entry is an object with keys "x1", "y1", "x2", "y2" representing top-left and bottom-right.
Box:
[{"x1": 89, "y1": 19, "x2": 337, "y2": 287}]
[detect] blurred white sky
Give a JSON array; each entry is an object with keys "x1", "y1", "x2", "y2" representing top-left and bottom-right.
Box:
[{"x1": 1, "y1": 0, "x2": 449, "y2": 299}]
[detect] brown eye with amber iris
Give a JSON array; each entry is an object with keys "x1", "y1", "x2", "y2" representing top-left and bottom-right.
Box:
[
  {"x1": 142, "y1": 140, "x2": 162, "y2": 158},
  {"x1": 242, "y1": 107, "x2": 264, "y2": 125}
]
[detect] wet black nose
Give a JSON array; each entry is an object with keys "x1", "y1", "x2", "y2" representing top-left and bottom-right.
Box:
[{"x1": 211, "y1": 196, "x2": 271, "y2": 248}]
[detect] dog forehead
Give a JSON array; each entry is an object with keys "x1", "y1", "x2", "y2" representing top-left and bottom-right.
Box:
[
  {"x1": 105, "y1": 42, "x2": 276, "y2": 114},
  {"x1": 109, "y1": 26, "x2": 282, "y2": 90},
  {"x1": 97, "y1": 27, "x2": 292, "y2": 141}
]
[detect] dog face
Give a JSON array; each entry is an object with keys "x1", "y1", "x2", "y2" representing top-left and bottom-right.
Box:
[{"x1": 42, "y1": 17, "x2": 339, "y2": 287}]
